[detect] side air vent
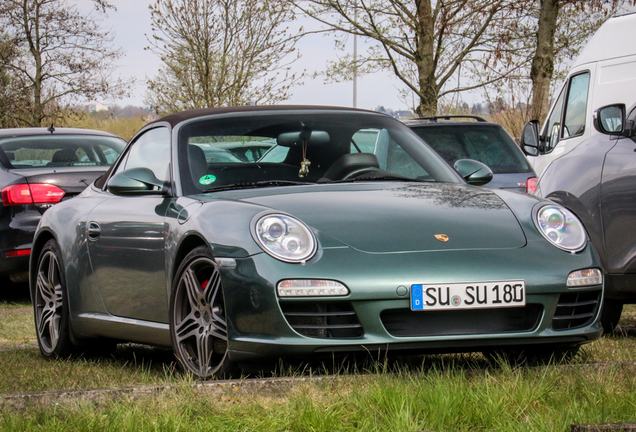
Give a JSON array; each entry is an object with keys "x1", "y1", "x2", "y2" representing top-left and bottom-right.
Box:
[
  {"x1": 279, "y1": 301, "x2": 363, "y2": 339},
  {"x1": 552, "y1": 290, "x2": 601, "y2": 330}
]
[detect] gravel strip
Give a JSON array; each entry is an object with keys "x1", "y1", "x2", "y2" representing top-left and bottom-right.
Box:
[
  {"x1": 0, "y1": 375, "x2": 330, "y2": 411},
  {"x1": 0, "y1": 307, "x2": 30, "y2": 315},
  {"x1": 0, "y1": 341, "x2": 37, "y2": 351}
]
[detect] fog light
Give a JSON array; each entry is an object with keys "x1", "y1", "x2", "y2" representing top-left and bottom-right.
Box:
[
  {"x1": 567, "y1": 269, "x2": 602, "y2": 287},
  {"x1": 277, "y1": 280, "x2": 349, "y2": 297}
]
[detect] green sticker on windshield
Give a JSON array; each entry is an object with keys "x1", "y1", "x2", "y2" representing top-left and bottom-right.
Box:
[{"x1": 199, "y1": 174, "x2": 216, "y2": 185}]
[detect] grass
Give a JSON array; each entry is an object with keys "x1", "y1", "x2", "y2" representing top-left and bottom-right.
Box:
[
  {"x1": 0, "y1": 346, "x2": 182, "y2": 394},
  {"x1": 0, "y1": 289, "x2": 33, "y2": 344},
  {"x1": 1, "y1": 304, "x2": 635, "y2": 431},
  {"x1": 0, "y1": 311, "x2": 33, "y2": 344},
  {"x1": 1, "y1": 359, "x2": 636, "y2": 431}
]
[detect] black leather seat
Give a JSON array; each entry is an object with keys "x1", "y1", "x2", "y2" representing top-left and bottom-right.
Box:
[
  {"x1": 188, "y1": 145, "x2": 208, "y2": 187},
  {"x1": 51, "y1": 148, "x2": 78, "y2": 164},
  {"x1": 319, "y1": 153, "x2": 380, "y2": 181}
]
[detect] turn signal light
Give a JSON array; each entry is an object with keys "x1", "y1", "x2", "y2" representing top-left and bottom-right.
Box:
[
  {"x1": 567, "y1": 269, "x2": 603, "y2": 287},
  {"x1": 277, "y1": 279, "x2": 350, "y2": 297},
  {"x1": 1, "y1": 183, "x2": 65, "y2": 205},
  {"x1": 527, "y1": 177, "x2": 538, "y2": 194}
]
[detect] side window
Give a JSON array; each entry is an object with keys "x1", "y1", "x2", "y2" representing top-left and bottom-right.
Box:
[
  {"x1": 74, "y1": 148, "x2": 84, "y2": 161},
  {"x1": 542, "y1": 72, "x2": 590, "y2": 154},
  {"x1": 351, "y1": 129, "x2": 380, "y2": 153},
  {"x1": 543, "y1": 86, "x2": 566, "y2": 153},
  {"x1": 562, "y1": 72, "x2": 590, "y2": 139},
  {"x1": 100, "y1": 145, "x2": 118, "y2": 164},
  {"x1": 114, "y1": 127, "x2": 171, "y2": 181}
]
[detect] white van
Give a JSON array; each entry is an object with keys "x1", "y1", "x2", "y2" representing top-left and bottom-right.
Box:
[
  {"x1": 520, "y1": 11, "x2": 636, "y2": 333},
  {"x1": 522, "y1": 11, "x2": 636, "y2": 177}
]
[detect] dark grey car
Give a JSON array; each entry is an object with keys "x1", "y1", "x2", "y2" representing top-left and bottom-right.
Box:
[
  {"x1": 405, "y1": 116, "x2": 537, "y2": 193},
  {"x1": 0, "y1": 127, "x2": 125, "y2": 283},
  {"x1": 520, "y1": 102, "x2": 636, "y2": 332}
]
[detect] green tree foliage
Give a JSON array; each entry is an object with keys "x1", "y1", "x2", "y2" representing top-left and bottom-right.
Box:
[
  {"x1": 145, "y1": 0, "x2": 303, "y2": 115},
  {"x1": 0, "y1": 0, "x2": 130, "y2": 127}
]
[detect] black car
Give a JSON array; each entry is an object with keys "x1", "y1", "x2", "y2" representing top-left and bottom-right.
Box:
[
  {"x1": 0, "y1": 127, "x2": 126, "y2": 283},
  {"x1": 520, "y1": 102, "x2": 636, "y2": 332},
  {"x1": 405, "y1": 116, "x2": 537, "y2": 193}
]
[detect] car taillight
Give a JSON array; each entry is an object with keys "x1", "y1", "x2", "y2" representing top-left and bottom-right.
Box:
[
  {"x1": 5, "y1": 249, "x2": 31, "y2": 258},
  {"x1": 1, "y1": 183, "x2": 65, "y2": 205},
  {"x1": 526, "y1": 177, "x2": 537, "y2": 194}
]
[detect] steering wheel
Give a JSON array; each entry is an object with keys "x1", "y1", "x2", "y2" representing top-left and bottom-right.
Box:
[{"x1": 341, "y1": 167, "x2": 383, "y2": 180}]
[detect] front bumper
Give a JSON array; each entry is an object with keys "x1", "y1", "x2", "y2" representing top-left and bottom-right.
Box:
[{"x1": 217, "y1": 240, "x2": 604, "y2": 359}]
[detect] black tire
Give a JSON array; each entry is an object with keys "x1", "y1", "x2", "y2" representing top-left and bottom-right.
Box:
[
  {"x1": 600, "y1": 299, "x2": 623, "y2": 334},
  {"x1": 170, "y1": 246, "x2": 234, "y2": 379},
  {"x1": 33, "y1": 239, "x2": 77, "y2": 359}
]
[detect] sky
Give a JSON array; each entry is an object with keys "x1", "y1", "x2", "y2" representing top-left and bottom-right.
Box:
[{"x1": 98, "y1": 0, "x2": 411, "y2": 112}]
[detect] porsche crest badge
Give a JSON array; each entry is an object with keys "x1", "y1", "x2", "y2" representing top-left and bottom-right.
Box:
[{"x1": 435, "y1": 234, "x2": 449, "y2": 242}]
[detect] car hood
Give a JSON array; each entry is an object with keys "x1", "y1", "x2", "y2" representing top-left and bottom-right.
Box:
[{"x1": 218, "y1": 182, "x2": 526, "y2": 253}]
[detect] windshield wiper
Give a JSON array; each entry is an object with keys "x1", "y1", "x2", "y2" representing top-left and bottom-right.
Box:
[
  {"x1": 332, "y1": 173, "x2": 430, "y2": 183},
  {"x1": 202, "y1": 180, "x2": 312, "y2": 192}
]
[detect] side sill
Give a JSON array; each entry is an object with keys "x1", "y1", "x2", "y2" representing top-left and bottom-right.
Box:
[{"x1": 75, "y1": 313, "x2": 172, "y2": 347}]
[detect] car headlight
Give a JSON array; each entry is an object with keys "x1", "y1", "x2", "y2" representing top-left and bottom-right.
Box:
[
  {"x1": 252, "y1": 214, "x2": 317, "y2": 263},
  {"x1": 534, "y1": 205, "x2": 586, "y2": 252}
]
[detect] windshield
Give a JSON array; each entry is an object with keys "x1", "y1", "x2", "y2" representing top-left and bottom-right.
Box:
[
  {"x1": 0, "y1": 135, "x2": 126, "y2": 169},
  {"x1": 178, "y1": 111, "x2": 460, "y2": 194},
  {"x1": 411, "y1": 125, "x2": 533, "y2": 174}
]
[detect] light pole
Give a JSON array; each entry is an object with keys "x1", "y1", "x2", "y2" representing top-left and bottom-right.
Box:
[{"x1": 353, "y1": 8, "x2": 357, "y2": 108}]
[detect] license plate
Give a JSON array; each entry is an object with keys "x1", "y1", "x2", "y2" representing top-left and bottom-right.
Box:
[{"x1": 410, "y1": 280, "x2": 525, "y2": 311}]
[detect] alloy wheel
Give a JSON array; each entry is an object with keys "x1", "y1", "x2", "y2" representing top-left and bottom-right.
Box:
[
  {"x1": 34, "y1": 250, "x2": 64, "y2": 354},
  {"x1": 172, "y1": 255, "x2": 228, "y2": 378}
]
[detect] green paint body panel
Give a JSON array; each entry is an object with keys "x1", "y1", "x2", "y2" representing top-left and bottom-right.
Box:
[{"x1": 31, "y1": 107, "x2": 605, "y2": 361}]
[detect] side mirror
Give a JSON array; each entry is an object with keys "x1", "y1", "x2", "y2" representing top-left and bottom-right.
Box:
[
  {"x1": 520, "y1": 120, "x2": 540, "y2": 156},
  {"x1": 454, "y1": 159, "x2": 493, "y2": 186},
  {"x1": 594, "y1": 104, "x2": 626, "y2": 135},
  {"x1": 107, "y1": 167, "x2": 168, "y2": 195}
]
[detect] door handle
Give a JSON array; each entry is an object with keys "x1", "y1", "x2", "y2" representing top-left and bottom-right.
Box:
[{"x1": 88, "y1": 221, "x2": 101, "y2": 241}]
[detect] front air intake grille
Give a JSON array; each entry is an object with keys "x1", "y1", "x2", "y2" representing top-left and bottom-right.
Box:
[
  {"x1": 552, "y1": 290, "x2": 601, "y2": 330},
  {"x1": 279, "y1": 302, "x2": 363, "y2": 339},
  {"x1": 381, "y1": 305, "x2": 543, "y2": 337}
]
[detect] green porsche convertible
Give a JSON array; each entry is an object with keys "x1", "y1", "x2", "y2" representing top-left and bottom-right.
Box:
[{"x1": 30, "y1": 106, "x2": 604, "y2": 378}]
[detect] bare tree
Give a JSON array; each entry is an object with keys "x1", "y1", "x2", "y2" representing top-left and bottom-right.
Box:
[
  {"x1": 476, "y1": 1, "x2": 629, "y2": 133},
  {"x1": 0, "y1": 33, "x2": 30, "y2": 127},
  {"x1": 292, "y1": 0, "x2": 532, "y2": 117},
  {"x1": 528, "y1": 0, "x2": 632, "y2": 121},
  {"x1": 0, "y1": 0, "x2": 130, "y2": 127},
  {"x1": 145, "y1": 0, "x2": 303, "y2": 115}
]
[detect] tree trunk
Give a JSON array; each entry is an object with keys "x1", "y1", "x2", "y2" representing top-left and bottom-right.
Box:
[
  {"x1": 22, "y1": 0, "x2": 44, "y2": 126},
  {"x1": 416, "y1": 85, "x2": 438, "y2": 117},
  {"x1": 415, "y1": 0, "x2": 438, "y2": 117},
  {"x1": 530, "y1": 0, "x2": 559, "y2": 122}
]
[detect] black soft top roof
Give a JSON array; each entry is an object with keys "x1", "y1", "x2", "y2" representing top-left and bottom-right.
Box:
[{"x1": 152, "y1": 105, "x2": 381, "y2": 128}]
